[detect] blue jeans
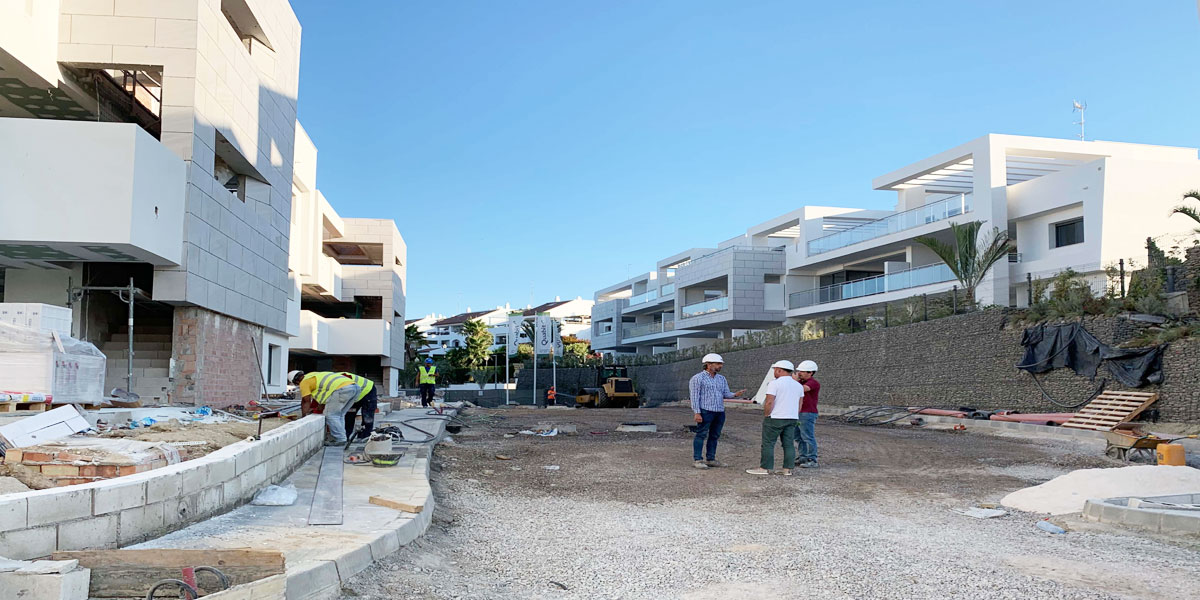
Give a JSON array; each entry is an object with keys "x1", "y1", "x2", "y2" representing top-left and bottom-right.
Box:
[
  {"x1": 693, "y1": 409, "x2": 726, "y2": 461},
  {"x1": 795, "y1": 413, "x2": 818, "y2": 462}
]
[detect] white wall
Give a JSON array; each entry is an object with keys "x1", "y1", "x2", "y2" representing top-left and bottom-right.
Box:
[
  {"x1": 2, "y1": 268, "x2": 73, "y2": 307},
  {"x1": 261, "y1": 330, "x2": 288, "y2": 394},
  {"x1": 0, "y1": 120, "x2": 187, "y2": 266},
  {"x1": 0, "y1": 0, "x2": 60, "y2": 85}
]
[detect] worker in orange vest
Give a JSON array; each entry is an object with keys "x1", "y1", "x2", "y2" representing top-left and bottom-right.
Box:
[{"x1": 547, "y1": 386, "x2": 557, "y2": 405}]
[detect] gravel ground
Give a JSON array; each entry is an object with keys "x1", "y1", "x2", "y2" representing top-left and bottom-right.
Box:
[{"x1": 340, "y1": 407, "x2": 1200, "y2": 599}]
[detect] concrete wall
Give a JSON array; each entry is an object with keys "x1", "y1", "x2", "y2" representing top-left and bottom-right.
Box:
[
  {"x1": 555, "y1": 310, "x2": 1200, "y2": 423},
  {"x1": 0, "y1": 415, "x2": 323, "y2": 560},
  {"x1": 0, "y1": 120, "x2": 187, "y2": 266},
  {"x1": 0, "y1": 0, "x2": 60, "y2": 85}
]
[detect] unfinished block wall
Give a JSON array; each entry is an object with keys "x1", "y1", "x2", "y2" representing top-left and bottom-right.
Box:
[
  {"x1": 0, "y1": 416, "x2": 323, "y2": 560},
  {"x1": 171, "y1": 307, "x2": 264, "y2": 408}
]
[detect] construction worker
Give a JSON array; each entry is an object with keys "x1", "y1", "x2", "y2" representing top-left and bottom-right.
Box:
[
  {"x1": 689, "y1": 353, "x2": 748, "y2": 469},
  {"x1": 547, "y1": 385, "x2": 557, "y2": 406},
  {"x1": 289, "y1": 370, "x2": 361, "y2": 445},
  {"x1": 746, "y1": 360, "x2": 803, "y2": 476},
  {"x1": 340, "y1": 372, "x2": 378, "y2": 442},
  {"x1": 792, "y1": 360, "x2": 821, "y2": 468},
  {"x1": 418, "y1": 358, "x2": 437, "y2": 407}
]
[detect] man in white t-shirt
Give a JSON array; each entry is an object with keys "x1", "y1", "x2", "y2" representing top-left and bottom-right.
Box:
[{"x1": 747, "y1": 360, "x2": 804, "y2": 476}]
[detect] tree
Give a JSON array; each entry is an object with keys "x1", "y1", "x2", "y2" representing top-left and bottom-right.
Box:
[
  {"x1": 915, "y1": 220, "x2": 1013, "y2": 304},
  {"x1": 460, "y1": 319, "x2": 492, "y2": 368},
  {"x1": 520, "y1": 319, "x2": 535, "y2": 346},
  {"x1": 404, "y1": 324, "x2": 428, "y2": 363},
  {"x1": 1171, "y1": 190, "x2": 1200, "y2": 234}
]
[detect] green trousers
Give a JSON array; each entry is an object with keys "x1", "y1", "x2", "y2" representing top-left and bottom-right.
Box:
[{"x1": 761, "y1": 417, "x2": 799, "y2": 470}]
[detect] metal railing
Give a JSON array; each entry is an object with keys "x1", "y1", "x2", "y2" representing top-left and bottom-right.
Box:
[
  {"x1": 681, "y1": 296, "x2": 729, "y2": 318},
  {"x1": 807, "y1": 194, "x2": 972, "y2": 256},
  {"x1": 623, "y1": 320, "x2": 676, "y2": 339},
  {"x1": 628, "y1": 289, "x2": 658, "y2": 306},
  {"x1": 1008, "y1": 252, "x2": 1022, "y2": 263},
  {"x1": 788, "y1": 263, "x2": 956, "y2": 309}
]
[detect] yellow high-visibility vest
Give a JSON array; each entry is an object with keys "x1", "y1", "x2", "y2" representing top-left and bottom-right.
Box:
[
  {"x1": 301, "y1": 371, "x2": 353, "y2": 404},
  {"x1": 341, "y1": 373, "x2": 375, "y2": 401},
  {"x1": 418, "y1": 365, "x2": 437, "y2": 385}
]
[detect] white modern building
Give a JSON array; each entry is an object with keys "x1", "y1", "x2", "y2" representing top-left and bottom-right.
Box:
[
  {"x1": 418, "y1": 297, "x2": 594, "y2": 358},
  {"x1": 592, "y1": 134, "x2": 1200, "y2": 355},
  {"x1": 0, "y1": 0, "x2": 302, "y2": 404},
  {"x1": 287, "y1": 124, "x2": 407, "y2": 396}
]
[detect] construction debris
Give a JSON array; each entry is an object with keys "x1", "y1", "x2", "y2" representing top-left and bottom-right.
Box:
[
  {"x1": 3, "y1": 438, "x2": 181, "y2": 487},
  {"x1": 251, "y1": 484, "x2": 299, "y2": 506},
  {"x1": 0, "y1": 405, "x2": 90, "y2": 447},
  {"x1": 369, "y1": 494, "x2": 424, "y2": 513}
]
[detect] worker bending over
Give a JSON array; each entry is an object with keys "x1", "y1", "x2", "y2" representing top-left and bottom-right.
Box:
[
  {"x1": 289, "y1": 370, "x2": 361, "y2": 446},
  {"x1": 340, "y1": 372, "x2": 378, "y2": 442}
]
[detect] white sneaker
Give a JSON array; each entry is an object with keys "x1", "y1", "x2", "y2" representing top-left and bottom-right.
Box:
[
  {"x1": 745, "y1": 468, "x2": 770, "y2": 475},
  {"x1": 693, "y1": 461, "x2": 709, "y2": 469}
]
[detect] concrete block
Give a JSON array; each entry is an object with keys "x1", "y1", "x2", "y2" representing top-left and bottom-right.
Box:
[
  {"x1": 0, "y1": 495, "x2": 27, "y2": 533},
  {"x1": 284, "y1": 560, "x2": 341, "y2": 600},
  {"x1": 1120, "y1": 506, "x2": 1163, "y2": 532},
  {"x1": 117, "y1": 502, "x2": 165, "y2": 545},
  {"x1": 155, "y1": 16, "x2": 198, "y2": 49},
  {"x1": 58, "y1": 514, "x2": 118, "y2": 551},
  {"x1": 180, "y1": 462, "x2": 209, "y2": 495},
  {"x1": 71, "y1": 14, "x2": 156, "y2": 46},
  {"x1": 61, "y1": 0, "x2": 114, "y2": 16},
  {"x1": 25, "y1": 488, "x2": 92, "y2": 528},
  {"x1": 0, "y1": 568, "x2": 91, "y2": 600},
  {"x1": 367, "y1": 530, "x2": 400, "y2": 561},
  {"x1": 92, "y1": 479, "x2": 146, "y2": 515},
  {"x1": 146, "y1": 470, "x2": 184, "y2": 503},
  {"x1": 1158, "y1": 511, "x2": 1200, "y2": 536},
  {"x1": 0, "y1": 526, "x2": 58, "y2": 560},
  {"x1": 221, "y1": 477, "x2": 244, "y2": 503},
  {"x1": 193, "y1": 486, "x2": 223, "y2": 518},
  {"x1": 206, "y1": 457, "x2": 236, "y2": 486}
]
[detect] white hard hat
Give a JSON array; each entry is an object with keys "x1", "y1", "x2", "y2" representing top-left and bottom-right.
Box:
[
  {"x1": 287, "y1": 370, "x2": 304, "y2": 384},
  {"x1": 797, "y1": 360, "x2": 818, "y2": 372},
  {"x1": 771, "y1": 360, "x2": 795, "y2": 371},
  {"x1": 702, "y1": 353, "x2": 724, "y2": 364}
]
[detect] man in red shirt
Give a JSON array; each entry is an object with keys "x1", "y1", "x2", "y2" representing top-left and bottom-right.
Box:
[{"x1": 793, "y1": 360, "x2": 820, "y2": 468}]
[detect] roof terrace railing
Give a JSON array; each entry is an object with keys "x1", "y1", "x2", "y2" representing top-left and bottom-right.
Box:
[{"x1": 807, "y1": 194, "x2": 972, "y2": 256}]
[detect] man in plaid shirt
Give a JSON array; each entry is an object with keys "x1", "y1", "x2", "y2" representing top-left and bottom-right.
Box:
[{"x1": 690, "y1": 353, "x2": 747, "y2": 469}]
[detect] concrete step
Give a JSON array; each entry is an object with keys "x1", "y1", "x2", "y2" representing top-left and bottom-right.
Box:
[
  {"x1": 101, "y1": 341, "x2": 171, "y2": 352},
  {"x1": 108, "y1": 333, "x2": 172, "y2": 343}
]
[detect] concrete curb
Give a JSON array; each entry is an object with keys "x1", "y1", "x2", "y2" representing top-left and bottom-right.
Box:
[{"x1": 1083, "y1": 495, "x2": 1200, "y2": 536}]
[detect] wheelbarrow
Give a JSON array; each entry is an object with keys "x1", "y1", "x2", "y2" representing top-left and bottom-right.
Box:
[{"x1": 1103, "y1": 423, "x2": 1165, "y2": 462}]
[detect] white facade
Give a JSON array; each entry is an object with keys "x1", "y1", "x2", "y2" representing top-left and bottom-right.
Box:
[
  {"x1": 287, "y1": 123, "x2": 407, "y2": 396},
  {"x1": 419, "y1": 297, "x2": 594, "y2": 358},
  {"x1": 0, "y1": 0, "x2": 302, "y2": 400},
  {"x1": 592, "y1": 134, "x2": 1200, "y2": 351}
]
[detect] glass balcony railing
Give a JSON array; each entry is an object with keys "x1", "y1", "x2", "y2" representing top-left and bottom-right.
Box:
[
  {"x1": 628, "y1": 289, "x2": 658, "y2": 306},
  {"x1": 623, "y1": 320, "x2": 676, "y2": 339},
  {"x1": 660, "y1": 283, "x2": 675, "y2": 296},
  {"x1": 807, "y1": 194, "x2": 972, "y2": 256},
  {"x1": 681, "y1": 296, "x2": 729, "y2": 318},
  {"x1": 788, "y1": 263, "x2": 956, "y2": 309}
]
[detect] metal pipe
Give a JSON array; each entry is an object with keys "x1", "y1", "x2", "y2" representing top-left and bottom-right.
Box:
[{"x1": 127, "y1": 278, "x2": 135, "y2": 393}]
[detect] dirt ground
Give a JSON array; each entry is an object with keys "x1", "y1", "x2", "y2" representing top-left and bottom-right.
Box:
[
  {"x1": 341, "y1": 406, "x2": 1200, "y2": 599},
  {"x1": 100, "y1": 418, "x2": 286, "y2": 459}
]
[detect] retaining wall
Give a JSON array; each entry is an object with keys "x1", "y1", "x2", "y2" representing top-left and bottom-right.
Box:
[
  {"x1": 0, "y1": 416, "x2": 324, "y2": 559},
  {"x1": 555, "y1": 311, "x2": 1200, "y2": 422}
]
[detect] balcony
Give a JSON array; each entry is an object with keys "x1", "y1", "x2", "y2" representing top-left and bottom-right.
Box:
[
  {"x1": 788, "y1": 263, "x2": 956, "y2": 309},
  {"x1": 623, "y1": 320, "x2": 676, "y2": 340},
  {"x1": 0, "y1": 120, "x2": 186, "y2": 267},
  {"x1": 807, "y1": 194, "x2": 972, "y2": 256},
  {"x1": 301, "y1": 253, "x2": 343, "y2": 298},
  {"x1": 295, "y1": 311, "x2": 391, "y2": 356},
  {"x1": 628, "y1": 288, "x2": 658, "y2": 306},
  {"x1": 660, "y1": 283, "x2": 675, "y2": 296},
  {"x1": 681, "y1": 296, "x2": 729, "y2": 318}
]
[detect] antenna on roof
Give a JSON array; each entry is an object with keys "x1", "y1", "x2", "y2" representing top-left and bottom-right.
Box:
[{"x1": 1072, "y1": 100, "x2": 1087, "y2": 141}]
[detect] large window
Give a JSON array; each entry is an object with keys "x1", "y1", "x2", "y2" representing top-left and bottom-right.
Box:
[
  {"x1": 266, "y1": 344, "x2": 280, "y2": 385},
  {"x1": 1054, "y1": 218, "x2": 1084, "y2": 248}
]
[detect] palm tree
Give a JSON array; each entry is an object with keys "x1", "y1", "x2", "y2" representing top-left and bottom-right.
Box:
[
  {"x1": 1171, "y1": 190, "x2": 1200, "y2": 234},
  {"x1": 404, "y1": 324, "x2": 427, "y2": 363},
  {"x1": 915, "y1": 220, "x2": 1013, "y2": 304}
]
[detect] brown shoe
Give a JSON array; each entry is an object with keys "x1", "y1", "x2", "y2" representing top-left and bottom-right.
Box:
[{"x1": 774, "y1": 469, "x2": 792, "y2": 476}]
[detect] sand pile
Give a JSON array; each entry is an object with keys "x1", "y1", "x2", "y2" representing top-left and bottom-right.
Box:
[{"x1": 1001, "y1": 465, "x2": 1200, "y2": 515}]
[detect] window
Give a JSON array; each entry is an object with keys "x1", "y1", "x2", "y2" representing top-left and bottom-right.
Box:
[{"x1": 1053, "y1": 218, "x2": 1084, "y2": 248}]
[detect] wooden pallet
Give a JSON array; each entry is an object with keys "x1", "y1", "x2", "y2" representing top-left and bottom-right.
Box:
[
  {"x1": 0, "y1": 401, "x2": 49, "y2": 413},
  {"x1": 1062, "y1": 390, "x2": 1158, "y2": 431}
]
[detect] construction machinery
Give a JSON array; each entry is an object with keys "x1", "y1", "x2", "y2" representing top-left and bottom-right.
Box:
[{"x1": 575, "y1": 365, "x2": 640, "y2": 408}]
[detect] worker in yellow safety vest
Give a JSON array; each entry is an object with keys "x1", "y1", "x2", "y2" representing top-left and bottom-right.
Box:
[
  {"x1": 289, "y1": 370, "x2": 361, "y2": 445},
  {"x1": 339, "y1": 373, "x2": 378, "y2": 442},
  {"x1": 418, "y1": 358, "x2": 437, "y2": 407}
]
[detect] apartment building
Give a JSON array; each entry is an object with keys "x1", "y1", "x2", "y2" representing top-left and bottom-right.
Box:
[
  {"x1": 592, "y1": 134, "x2": 1200, "y2": 354},
  {"x1": 419, "y1": 297, "x2": 593, "y2": 357},
  {"x1": 0, "y1": 0, "x2": 301, "y2": 404},
  {"x1": 286, "y1": 124, "x2": 407, "y2": 396}
]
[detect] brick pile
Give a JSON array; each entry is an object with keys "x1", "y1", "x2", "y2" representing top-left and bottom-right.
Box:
[{"x1": 3, "y1": 443, "x2": 173, "y2": 487}]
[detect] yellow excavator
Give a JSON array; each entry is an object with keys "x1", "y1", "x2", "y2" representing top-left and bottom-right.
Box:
[{"x1": 575, "y1": 366, "x2": 640, "y2": 408}]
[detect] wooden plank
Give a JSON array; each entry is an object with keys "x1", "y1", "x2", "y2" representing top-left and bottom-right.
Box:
[
  {"x1": 51, "y1": 549, "x2": 285, "y2": 598},
  {"x1": 369, "y1": 494, "x2": 424, "y2": 514},
  {"x1": 308, "y1": 446, "x2": 344, "y2": 525}
]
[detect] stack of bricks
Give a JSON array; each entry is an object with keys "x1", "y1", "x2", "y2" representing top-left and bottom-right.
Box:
[{"x1": 3, "y1": 446, "x2": 171, "y2": 487}]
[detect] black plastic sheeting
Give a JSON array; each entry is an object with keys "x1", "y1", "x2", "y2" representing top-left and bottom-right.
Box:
[{"x1": 1017, "y1": 323, "x2": 1166, "y2": 388}]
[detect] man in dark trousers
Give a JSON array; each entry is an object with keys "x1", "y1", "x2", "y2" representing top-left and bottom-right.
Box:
[{"x1": 418, "y1": 358, "x2": 437, "y2": 407}]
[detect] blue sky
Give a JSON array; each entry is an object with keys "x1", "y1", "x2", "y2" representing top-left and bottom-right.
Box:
[{"x1": 290, "y1": 1, "x2": 1200, "y2": 320}]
